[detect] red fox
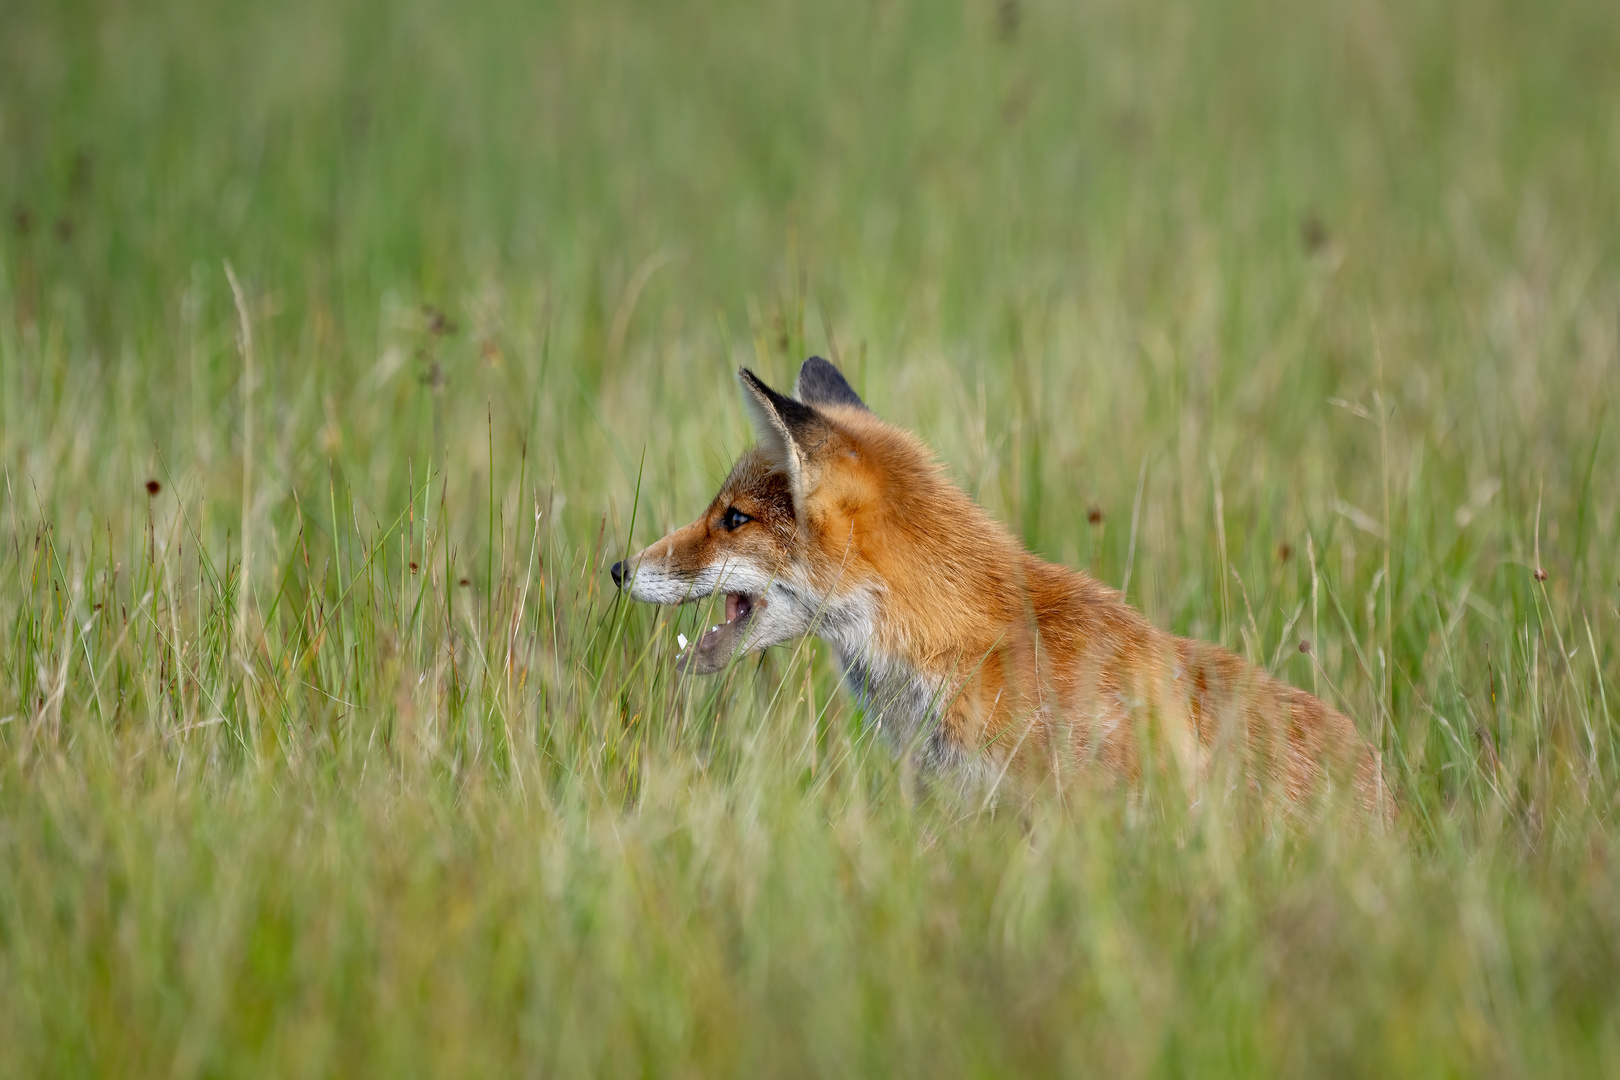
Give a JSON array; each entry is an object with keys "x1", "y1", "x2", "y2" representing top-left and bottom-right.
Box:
[{"x1": 612, "y1": 358, "x2": 1390, "y2": 815}]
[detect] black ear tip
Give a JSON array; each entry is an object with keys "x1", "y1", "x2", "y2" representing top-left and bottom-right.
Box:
[
  {"x1": 795, "y1": 355, "x2": 869, "y2": 411},
  {"x1": 798, "y1": 356, "x2": 845, "y2": 387}
]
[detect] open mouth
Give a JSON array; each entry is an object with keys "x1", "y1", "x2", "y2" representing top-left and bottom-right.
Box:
[{"x1": 676, "y1": 591, "x2": 763, "y2": 674}]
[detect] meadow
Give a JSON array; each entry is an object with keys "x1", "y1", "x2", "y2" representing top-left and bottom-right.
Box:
[{"x1": 3, "y1": 0, "x2": 1619, "y2": 1073}]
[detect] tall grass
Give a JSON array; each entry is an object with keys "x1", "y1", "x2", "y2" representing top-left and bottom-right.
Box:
[{"x1": 2, "y1": 0, "x2": 1619, "y2": 1073}]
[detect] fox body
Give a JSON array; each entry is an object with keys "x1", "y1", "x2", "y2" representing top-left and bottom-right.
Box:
[{"x1": 613, "y1": 358, "x2": 1388, "y2": 813}]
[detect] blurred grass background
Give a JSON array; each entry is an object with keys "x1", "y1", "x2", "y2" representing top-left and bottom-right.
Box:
[{"x1": 2, "y1": 0, "x2": 1619, "y2": 1073}]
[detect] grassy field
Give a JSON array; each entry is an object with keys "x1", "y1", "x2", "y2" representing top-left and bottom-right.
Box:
[{"x1": 3, "y1": 0, "x2": 1620, "y2": 1073}]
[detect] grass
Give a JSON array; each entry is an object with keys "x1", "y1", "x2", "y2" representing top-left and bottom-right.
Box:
[{"x1": 2, "y1": 0, "x2": 1619, "y2": 1073}]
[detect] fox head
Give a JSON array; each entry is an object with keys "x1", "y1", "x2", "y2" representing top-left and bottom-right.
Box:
[{"x1": 612, "y1": 356, "x2": 945, "y2": 674}]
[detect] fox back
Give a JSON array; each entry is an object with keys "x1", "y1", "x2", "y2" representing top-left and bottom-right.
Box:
[{"x1": 612, "y1": 358, "x2": 1390, "y2": 816}]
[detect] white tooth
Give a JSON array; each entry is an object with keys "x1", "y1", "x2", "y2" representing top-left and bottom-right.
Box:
[
  {"x1": 677, "y1": 633, "x2": 689, "y2": 650},
  {"x1": 711, "y1": 625, "x2": 721, "y2": 633}
]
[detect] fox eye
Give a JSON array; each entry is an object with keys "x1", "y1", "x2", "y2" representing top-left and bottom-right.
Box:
[{"x1": 720, "y1": 506, "x2": 753, "y2": 531}]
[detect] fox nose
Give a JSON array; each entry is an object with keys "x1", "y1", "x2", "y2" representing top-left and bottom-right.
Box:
[{"x1": 610, "y1": 560, "x2": 626, "y2": 588}]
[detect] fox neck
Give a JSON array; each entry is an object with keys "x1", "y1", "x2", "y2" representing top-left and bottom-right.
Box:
[
  {"x1": 818, "y1": 596, "x2": 956, "y2": 766},
  {"x1": 809, "y1": 551, "x2": 1031, "y2": 774},
  {"x1": 799, "y1": 444, "x2": 1039, "y2": 769}
]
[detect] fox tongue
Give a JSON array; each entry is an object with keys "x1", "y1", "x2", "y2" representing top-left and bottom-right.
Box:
[
  {"x1": 697, "y1": 617, "x2": 740, "y2": 654},
  {"x1": 677, "y1": 593, "x2": 761, "y2": 674},
  {"x1": 680, "y1": 617, "x2": 743, "y2": 675}
]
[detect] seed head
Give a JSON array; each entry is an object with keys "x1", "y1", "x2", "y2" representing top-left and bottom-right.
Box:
[
  {"x1": 144, "y1": 479, "x2": 162, "y2": 496},
  {"x1": 1300, "y1": 214, "x2": 1328, "y2": 253},
  {"x1": 409, "y1": 561, "x2": 420, "y2": 574},
  {"x1": 70, "y1": 150, "x2": 94, "y2": 194},
  {"x1": 997, "y1": 0, "x2": 1022, "y2": 41},
  {"x1": 424, "y1": 305, "x2": 458, "y2": 337},
  {"x1": 1087, "y1": 506, "x2": 1104, "y2": 526},
  {"x1": 1298, "y1": 639, "x2": 1312, "y2": 654},
  {"x1": 1533, "y1": 567, "x2": 1548, "y2": 582}
]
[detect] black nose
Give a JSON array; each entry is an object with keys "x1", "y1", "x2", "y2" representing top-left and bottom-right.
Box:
[{"x1": 610, "y1": 560, "x2": 626, "y2": 587}]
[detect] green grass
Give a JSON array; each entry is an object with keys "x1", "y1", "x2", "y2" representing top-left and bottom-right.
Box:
[{"x1": 3, "y1": 0, "x2": 1620, "y2": 1073}]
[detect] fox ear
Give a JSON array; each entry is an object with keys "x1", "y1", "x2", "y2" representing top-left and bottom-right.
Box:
[
  {"x1": 738, "y1": 368, "x2": 825, "y2": 503},
  {"x1": 795, "y1": 356, "x2": 868, "y2": 411}
]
